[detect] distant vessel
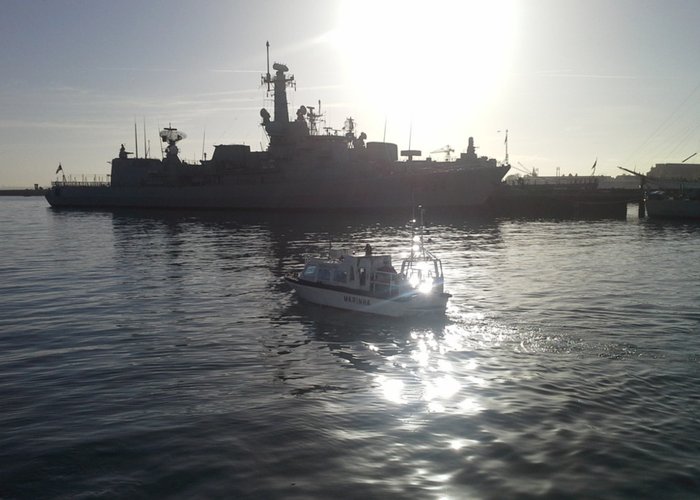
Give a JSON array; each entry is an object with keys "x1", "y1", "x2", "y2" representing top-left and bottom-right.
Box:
[
  {"x1": 0, "y1": 185, "x2": 46, "y2": 197},
  {"x1": 285, "y1": 209, "x2": 451, "y2": 316},
  {"x1": 46, "y1": 43, "x2": 509, "y2": 211},
  {"x1": 646, "y1": 186, "x2": 700, "y2": 219},
  {"x1": 619, "y1": 166, "x2": 700, "y2": 220},
  {"x1": 488, "y1": 174, "x2": 635, "y2": 218}
]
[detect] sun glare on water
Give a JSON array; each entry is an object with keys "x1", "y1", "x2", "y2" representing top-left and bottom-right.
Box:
[{"x1": 331, "y1": 0, "x2": 518, "y2": 143}]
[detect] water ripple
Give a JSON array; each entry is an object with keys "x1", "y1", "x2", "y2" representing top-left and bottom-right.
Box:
[{"x1": 1, "y1": 199, "x2": 700, "y2": 498}]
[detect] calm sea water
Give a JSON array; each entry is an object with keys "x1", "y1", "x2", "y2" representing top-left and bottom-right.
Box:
[{"x1": 1, "y1": 197, "x2": 700, "y2": 499}]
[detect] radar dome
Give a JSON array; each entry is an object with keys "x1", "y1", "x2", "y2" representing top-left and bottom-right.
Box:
[{"x1": 159, "y1": 128, "x2": 186, "y2": 143}]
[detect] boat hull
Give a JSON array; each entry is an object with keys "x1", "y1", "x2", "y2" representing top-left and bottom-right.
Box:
[
  {"x1": 45, "y1": 165, "x2": 508, "y2": 210},
  {"x1": 646, "y1": 199, "x2": 700, "y2": 219},
  {"x1": 285, "y1": 278, "x2": 449, "y2": 317}
]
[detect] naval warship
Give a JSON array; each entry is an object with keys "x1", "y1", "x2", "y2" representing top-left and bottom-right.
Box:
[{"x1": 46, "y1": 45, "x2": 510, "y2": 210}]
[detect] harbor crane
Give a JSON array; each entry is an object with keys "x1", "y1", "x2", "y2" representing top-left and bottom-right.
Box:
[
  {"x1": 517, "y1": 161, "x2": 538, "y2": 177},
  {"x1": 431, "y1": 145, "x2": 454, "y2": 161}
]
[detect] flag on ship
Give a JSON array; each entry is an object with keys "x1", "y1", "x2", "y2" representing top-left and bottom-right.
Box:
[
  {"x1": 56, "y1": 164, "x2": 63, "y2": 174},
  {"x1": 591, "y1": 158, "x2": 597, "y2": 174}
]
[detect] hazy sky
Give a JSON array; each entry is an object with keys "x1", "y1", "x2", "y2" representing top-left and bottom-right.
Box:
[{"x1": 2, "y1": 0, "x2": 700, "y2": 186}]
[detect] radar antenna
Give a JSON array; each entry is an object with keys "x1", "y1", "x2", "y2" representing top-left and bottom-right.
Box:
[
  {"x1": 306, "y1": 100, "x2": 323, "y2": 135},
  {"x1": 344, "y1": 117, "x2": 356, "y2": 137},
  {"x1": 159, "y1": 125, "x2": 187, "y2": 161}
]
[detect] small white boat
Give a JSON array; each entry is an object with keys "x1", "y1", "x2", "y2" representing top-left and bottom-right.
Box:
[{"x1": 285, "y1": 214, "x2": 451, "y2": 317}]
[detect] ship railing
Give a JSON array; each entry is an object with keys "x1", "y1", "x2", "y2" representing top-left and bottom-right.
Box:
[{"x1": 51, "y1": 180, "x2": 111, "y2": 187}]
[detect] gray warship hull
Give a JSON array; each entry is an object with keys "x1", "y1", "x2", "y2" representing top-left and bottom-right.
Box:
[{"x1": 46, "y1": 164, "x2": 509, "y2": 210}]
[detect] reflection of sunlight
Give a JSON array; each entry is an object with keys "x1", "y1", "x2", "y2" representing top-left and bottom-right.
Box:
[
  {"x1": 459, "y1": 397, "x2": 484, "y2": 415},
  {"x1": 427, "y1": 401, "x2": 445, "y2": 413},
  {"x1": 436, "y1": 358, "x2": 452, "y2": 372},
  {"x1": 377, "y1": 375, "x2": 405, "y2": 404},
  {"x1": 374, "y1": 326, "x2": 494, "y2": 416},
  {"x1": 444, "y1": 314, "x2": 512, "y2": 347},
  {"x1": 466, "y1": 375, "x2": 488, "y2": 388},
  {"x1": 412, "y1": 346, "x2": 430, "y2": 367},
  {"x1": 450, "y1": 438, "x2": 479, "y2": 450},
  {"x1": 411, "y1": 332, "x2": 437, "y2": 367},
  {"x1": 424, "y1": 374, "x2": 460, "y2": 400}
]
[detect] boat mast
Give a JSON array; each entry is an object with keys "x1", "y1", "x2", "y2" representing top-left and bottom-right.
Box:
[
  {"x1": 409, "y1": 206, "x2": 426, "y2": 262},
  {"x1": 134, "y1": 121, "x2": 139, "y2": 159},
  {"x1": 418, "y1": 205, "x2": 425, "y2": 259},
  {"x1": 410, "y1": 210, "x2": 416, "y2": 261}
]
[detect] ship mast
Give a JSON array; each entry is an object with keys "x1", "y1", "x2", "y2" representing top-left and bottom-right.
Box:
[
  {"x1": 306, "y1": 99, "x2": 323, "y2": 136},
  {"x1": 261, "y1": 42, "x2": 295, "y2": 125},
  {"x1": 264, "y1": 41, "x2": 271, "y2": 93}
]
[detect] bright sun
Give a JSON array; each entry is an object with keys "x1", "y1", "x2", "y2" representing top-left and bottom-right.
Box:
[{"x1": 330, "y1": 0, "x2": 518, "y2": 149}]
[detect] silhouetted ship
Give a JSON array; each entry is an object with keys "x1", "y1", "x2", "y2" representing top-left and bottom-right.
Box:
[{"x1": 46, "y1": 44, "x2": 510, "y2": 210}]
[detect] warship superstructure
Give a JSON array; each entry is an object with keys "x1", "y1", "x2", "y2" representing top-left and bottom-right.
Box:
[{"x1": 46, "y1": 44, "x2": 509, "y2": 210}]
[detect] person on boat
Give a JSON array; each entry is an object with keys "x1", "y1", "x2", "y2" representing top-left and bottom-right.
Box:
[
  {"x1": 364, "y1": 243, "x2": 372, "y2": 256},
  {"x1": 119, "y1": 144, "x2": 127, "y2": 159}
]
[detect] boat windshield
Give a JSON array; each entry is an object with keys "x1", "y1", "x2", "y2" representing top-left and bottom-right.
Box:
[{"x1": 302, "y1": 264, "x2": 317, "y2": 279}]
